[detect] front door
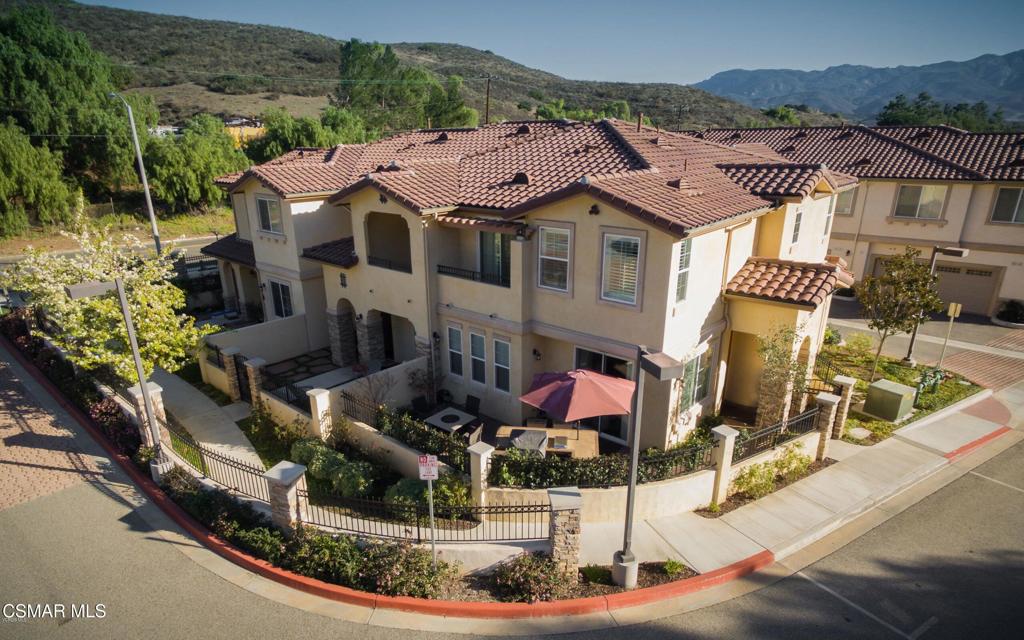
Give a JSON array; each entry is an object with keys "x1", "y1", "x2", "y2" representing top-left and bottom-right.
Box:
[{"x1": 574, "y1": 347, "x2": 633, "y2": 444}]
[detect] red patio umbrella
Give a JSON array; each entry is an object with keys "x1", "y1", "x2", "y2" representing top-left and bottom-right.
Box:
[{"x1": 519, "y1": 369, "x2": 636, "y2": 423}]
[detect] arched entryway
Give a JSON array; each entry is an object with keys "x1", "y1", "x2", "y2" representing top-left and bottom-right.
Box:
[{"x1": 329, "y1": 298, "x2": 359, "y2": 366}]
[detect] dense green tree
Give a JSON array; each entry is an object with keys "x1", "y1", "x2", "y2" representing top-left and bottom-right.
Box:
[
  {"x1": 534, "y1": 98, "x2": 641, "y2": 123},
  {"x1": 0, "y1": 7, "x2": 157, "y2": 192},
  {"x1": 145, "y1": 115, "x2": 249, "y2": 212},
  {"x1": 333, "y1": 39, "x2": 435, "y2": 130},
  {"x1": 876, "y1": 92, "x2": 1006, "y2": 131},
  {"x1": 424, "y1": 76, "x2": 478, "y2": 128},
  {"x1": 0, "y1": 122, "x2": 74, "y2": 237},
  {"x1": 762, "y1": 105, "x2": 801, "y2": 125},
  {"x1": 244, "y1": 107, "x2": 373, "y2": 164}
]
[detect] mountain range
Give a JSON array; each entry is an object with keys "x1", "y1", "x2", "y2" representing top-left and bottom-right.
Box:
[{"x1": 695, "y1": 50, "x2": 1024, "y2": 122}]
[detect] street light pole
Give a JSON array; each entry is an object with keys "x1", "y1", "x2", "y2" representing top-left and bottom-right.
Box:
[
  {"x1": 903, "y1": 245, "x2": 969, "y2": 366},
  {"x1": 66, "y1": 279, "x2": 163, "y2": 466},
  {"x1": 110, "y1": 92, "x2": 161, "y2": 256}
]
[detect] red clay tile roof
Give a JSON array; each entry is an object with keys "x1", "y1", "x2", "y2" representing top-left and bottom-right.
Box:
[
  {"x1": 694, "y1": 125, "x2": 990, "y2": 181},
  {"x1": 717, "y1": 163, "x2": 856, "y2": 198},
  {"x1": 302, "y1": 236, "x2": 358, "y2": 268},
  {"x1": 200, "y1": 233, "x2": 255, "y2": 267},
  {"x1": 435, "y1": 213, "x2": 526, "y2": 235},
  {"x1": 218, "y1": 119, "x2": 859, "y2": 235},
  {"x1": 726, "y1": 257, "x2": 855, "y2": 308},
  {"x1": 872, "y1": 125, "x2": 1024, "y2": 181}
]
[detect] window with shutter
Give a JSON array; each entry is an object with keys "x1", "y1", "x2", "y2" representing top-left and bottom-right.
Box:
[
  {"x1": 675, "y1": 239, "x2": 691, "y2": 303},
  {"x1": 601, "y1": 233, "x2": 641, "y2": 305}
]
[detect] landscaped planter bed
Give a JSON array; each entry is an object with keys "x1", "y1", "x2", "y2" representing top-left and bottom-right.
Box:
[{"x1": 696, "y1": 458, "x2": 837, "y2": 519}]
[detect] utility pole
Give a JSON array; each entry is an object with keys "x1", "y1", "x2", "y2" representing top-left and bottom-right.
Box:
[
  {"x1": 484, "y1": 76, "x2": 491, "y2": 125},
  {"x1": 110, "y1": 92, "x2": 161, "y2": 256}
]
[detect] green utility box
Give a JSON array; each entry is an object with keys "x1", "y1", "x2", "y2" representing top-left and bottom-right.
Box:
[{"x1": 863, "y1": 379, "x2": 915, "y2": 421}]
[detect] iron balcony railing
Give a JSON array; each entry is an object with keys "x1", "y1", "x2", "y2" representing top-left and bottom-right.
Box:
[
  {"x1": 367, "y1": 255, "x2": 412, "y2": 273},
  {"x1": 436, "y1": 264, "x2": 510, "y2": 288}
]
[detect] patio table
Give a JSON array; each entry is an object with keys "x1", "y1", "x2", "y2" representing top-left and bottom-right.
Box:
[
  {"x1": 495, "y1": 425, "x2": 600, "y2": 459},
  {"x1": 424, "y1": 407, "x2": 477, "y2": 433}
]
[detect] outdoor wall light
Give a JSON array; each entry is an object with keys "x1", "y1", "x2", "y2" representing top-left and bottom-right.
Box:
[
  {"x1": 355, "y1": 313, "x2": 363, "y2": 322},
  {"x1": 589, "y1": 204, "x2": 600, "y2": 215},
  {"x1": 532, "y1": 348, "x2": 542, "y2": 361},
  {"x1": 432, "y1": 331, "x2": 441, "y2": 346},
  {"x1": 379, "y1": 194, "x2": 387, "y2": 204}
]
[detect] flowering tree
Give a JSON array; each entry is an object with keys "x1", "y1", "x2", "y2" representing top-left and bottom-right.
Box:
[{"x1": 1, "y1": 225, "x2": 215, "y2": 381}]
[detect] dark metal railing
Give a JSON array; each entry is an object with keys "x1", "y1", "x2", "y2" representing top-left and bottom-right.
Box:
[
  {"x1": 732, "y1": 407, "x2": 820, "y2": 463},
  {"x1": 262, "y1": 372, "x2": 311, "y2": 413},
  {"x1": 638, "y1": 442, "x2": 716, "y2": 482},
  {"x1": 436, "y1": 264, "x2": 510, "y2": 288},
  {"x1": 165, "y1": 422, "x2": 270, "y2": 502},
  {"x1": 808, "y1": 353, "x2": 846, "y2": 394},
  {"x1": 367, "y1": 255, "x2": 412, "y2": 273},
  {"x1": 298, "y1": 488, "x2": 549, "y2": 542},
  {"x1": 205, "y1": 343, "x2": 224, "y2": 369}
]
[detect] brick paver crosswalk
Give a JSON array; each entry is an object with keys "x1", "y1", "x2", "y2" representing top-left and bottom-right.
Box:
[
  {"x1": 940, "y1": 350, "x2": 1024, "y2": 391},
  {"x1": 985, "y1": 329, "x2": 1024, "y2": 353}
]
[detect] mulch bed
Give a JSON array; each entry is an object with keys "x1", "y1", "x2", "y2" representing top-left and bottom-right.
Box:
[{"x1": 695, "y1": 458, "x2": 837, "y2": 519}]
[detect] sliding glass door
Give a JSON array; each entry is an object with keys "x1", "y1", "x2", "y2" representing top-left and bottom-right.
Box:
[
  {"x1": 574, "y1": 347, "x2": 633, "y2": 444},
  {"x1": 480, "y1": 231, "x2": 511, "y2": 286}
]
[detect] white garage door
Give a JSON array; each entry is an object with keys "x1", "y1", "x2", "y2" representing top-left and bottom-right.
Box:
[{"x1": 871, "y1": 257, "x2": 998, "y2": 315}]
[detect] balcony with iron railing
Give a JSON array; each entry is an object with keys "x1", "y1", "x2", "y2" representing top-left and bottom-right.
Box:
[
  {"x1": 436, "y1": 264, "x2": 510, "y2": 288},
  {"x1": 367, "y1": 255, "x2": 413, "y2": 274}
]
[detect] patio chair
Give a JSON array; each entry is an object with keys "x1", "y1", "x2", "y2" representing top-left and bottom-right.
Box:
[
  {"x1": 466, "y1": 425, "x2": 484, "y2": 445},
  {"x1": 464, "y1": 394, "x2": 481, "y2": 416},
  {"x1": 526, "y1": 417, "x2": 552, "y2": 428},
  {"x1": 411, "y1": 395, "x2": 431, "y2": 418}
]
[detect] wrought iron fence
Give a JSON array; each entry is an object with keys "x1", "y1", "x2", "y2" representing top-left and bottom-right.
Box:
[
  {"x1": 298, "y1": 488, "x2": 549, "y2": 542},
  {"x1": 436, "y1": 264, "x2": 510, "y2": 288},
  {"x1": 732, "y1": 407, "x2": 820, "y2": 463},
  {"x1": 367, "y1": 255, "x2": 412, "y2": 273},
  {"x1": 638, "y1": 442, "x2": 716, "y2": 482},
  {"x1": 165, "y1": 422, "x2": 270, "y2": 503},
  {"x1": 807, "y1": 353, "x2": 846, "y2": 394},
  {"x1": 205, "y1": 343, "x2": 224, "y2": 369},
  {"x1": 262, "y1": 372, "x2": 311, "y2": 413}
]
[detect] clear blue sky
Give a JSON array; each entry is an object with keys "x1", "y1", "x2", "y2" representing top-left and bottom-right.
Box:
[{"x1": 83, "y1": 0, "x2": 1024, "y2": 84}]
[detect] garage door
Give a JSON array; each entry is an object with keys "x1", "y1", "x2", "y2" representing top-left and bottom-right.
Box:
[{"x1": 871, "y1": 257, "x2": 998, "y2": 315}]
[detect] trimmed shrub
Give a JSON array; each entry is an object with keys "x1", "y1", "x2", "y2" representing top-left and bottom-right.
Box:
[
  {"x1": 329, "y1": 459, "x2": 374, "y2": 497},
  {"x1": 731, "y1": 461, "x2": 775, "y2": 499},
  {"x1": 774, "y1": 443, "x2": 812, "y2": 482},
  {"x1": 284, "y1": 526, "x2": 362, "y2": 585},
  {"x1": 358, "y1": 540, "x2": 458, "y2": 598},
  {"x1": 89, "y1": 397, "x2": 141, "y2": 456},
  {"x1": 306, "y1": 446, "x2": 345, "y2": 480},
  {"x1": 492, "y1": 552, "x2": 566, "y2": 603},
  {"x1": 823, "y1": 325, "x2": 842, "y2": 345},
  {"x1": 290, "y1": 438, "x2": 322, "y2": 466},
  {"x1": 233, "y1": 526, "x2": 287, "y2": 565},
  {"x1": 997, "y1": 299, "x2": 1024, "y2": 324},
  {"x1": 663, "y1": 559, "x2": 688, "y2": 579}
]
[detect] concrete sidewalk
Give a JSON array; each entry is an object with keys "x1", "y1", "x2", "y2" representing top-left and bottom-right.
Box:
[
  {"x1": 581, "y1": 386, "x2": 1018, "y2": 572},
  {"x1": 150, "y1": 368, "x2": 263, "y2": 468}
]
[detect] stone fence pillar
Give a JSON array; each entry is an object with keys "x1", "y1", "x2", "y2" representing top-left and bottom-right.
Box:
[
  {"x1": 710, "y1": 425, "x2": 739, "y2": 507},
  {"x1": 264, "y1": 461, "x2": 307, "y2": 534},
  {"x1": 547, "y1": 487, "x2": 583, "y2": 584},
  {"x1": 221, "y1": 346, "x2": 242, "y2": 402},
  {"x1": 244, "y1": 358, "x2": 266, "y2": 407},
  {"x1": 814, "y1": 392, "x2": 841, "y2": 461},
  {"x1": 307, "y1": 388, "x2": 331, "y2": 440},
  {"x1": 128, "y1": 382, "x2": 169, "y2": 448},
  {"x1": 832, "y1": 375, "x2": 857, "y2": 439},
  {"x1": 468, "y1": 442, "x2": 495, "y2": 510}
]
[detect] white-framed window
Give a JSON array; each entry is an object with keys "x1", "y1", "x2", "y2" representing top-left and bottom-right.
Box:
[
  {"x1": 268, "y1": 280, "x2": 293, "y2": 318},
  {"x1": 824, "y1": 199, "x2": 834, "y2": 238},
  {"x1": 493, "y1": 338, "x2": 511, "y2": 393},
  {"x1": 470, "y1": 331, "x2": 486, "y2": 384},
  {"x1": 791, "y1": 209, "x2": 803, "y2": 244},
  {"x1": 834, "y1": 188, "x2": 855, "y2": 215},
  {"x1": 675, "y1": 239, "x2": 691, "y2": 303},
  {"x1": 256, "y1": 196, "x2": 283, "y2": 233},
  {"x1": 537, "y1": 226, "x2": 571, "y2": 291},
  {"x1": 678, "y1": 349, "x2": 712, "y2": 410},
  {"x1": 991, "y1": 187, "x2": 1024, "y2": 224},
  {"x1": 601, "y1": 233, "x2": 641, "y2": 305},
  {"x1": 447, "y1": 326, "x2": 463, "y2": 377},
  {"x1": 894, "y1": 185, "x2": 946, "y2": 220}
]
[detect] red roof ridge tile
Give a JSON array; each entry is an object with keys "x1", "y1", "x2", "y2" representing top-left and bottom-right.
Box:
[{"x1": 854, "y1": 125, "x2": 988, "y2": 180}]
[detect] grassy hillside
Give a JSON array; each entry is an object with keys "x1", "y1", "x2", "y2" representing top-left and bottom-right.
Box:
[{"x1": 2, "y1": 0, "x2": 843, "y2": 129}]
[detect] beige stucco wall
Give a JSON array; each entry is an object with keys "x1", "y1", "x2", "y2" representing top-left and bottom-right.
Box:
[{"x1": 207, "y1": 314, "x2": 316, "y2": 363}]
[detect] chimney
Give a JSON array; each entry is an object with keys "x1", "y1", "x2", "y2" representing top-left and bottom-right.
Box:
[{"x1": 636, "y1": 113, "x2": 643, "y2": 132}]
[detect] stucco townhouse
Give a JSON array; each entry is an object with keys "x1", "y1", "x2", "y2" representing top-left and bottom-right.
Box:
[
  {"x1": 694, "y1": 125, "x2": 1024, "y2": 317},
  {"x1": 202, "y1": 118, "x2": 856, "y2": 451}
]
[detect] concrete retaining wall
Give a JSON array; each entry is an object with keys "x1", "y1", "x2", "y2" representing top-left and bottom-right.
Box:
[
  {"x1": 728, "y1": 431, "x2": 819, "y2": 484},
  {"x1": 338, "y1": 417, "x2": 454, "y2": 480},
  {"x1": 207, "y1": 314, "x2": 321, "y2": 364},
  {"x1": 327, "y1": 356, "x2": 428, "y2": 416},
  {"x1": 260, "y1": 390, "x2": 312, "y2": 434}
]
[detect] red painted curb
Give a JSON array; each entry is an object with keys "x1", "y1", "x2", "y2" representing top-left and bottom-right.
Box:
[
  {"x1": 944, "y1": 426, "x2": 1012, "y2": 462},
  {"x1": 2, "y1": 335, "x2": 775, "y2": 619}
]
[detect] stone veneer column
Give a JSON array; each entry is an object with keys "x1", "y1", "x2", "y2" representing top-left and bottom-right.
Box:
[
  {"x1": 832, "y1": 375, "x2": 857, "y2": 439},
  {"x1": 326, "y1": 311, "x2": 343, "y2": 366},
  {"x1": 710, "y1": 425, "x2": 739, "y2": 507},
  {"x1": 814, "y1": 392, "x2": 841, "y2": 461},
  {"x1": 263, "y1": 461, "x2": 307, "y2": 533},
  {"x1": 128, "y1": 382, "x2": 169, "y2": 447},
  {"x1": 547, "y1": 487, "x2": 583, "y2": 584},
  {"x1": 755, "y1": 376, "x2": 794, "y2": 429},
  {"x1": 355, "y1": 314, "x2": 386, "y2": 364},
  {"x1": 220, "y1": 346, "x2": 242, "y2": 402},
  {"x1": 244, "y1": 358, "x2": 266, "y2": 406},
  {"x1": 468, "y1": 441, "x2": 495, "y2": 510},
  {"x1": 306, "y1": 388, "x2": 331, "y2": 440}
]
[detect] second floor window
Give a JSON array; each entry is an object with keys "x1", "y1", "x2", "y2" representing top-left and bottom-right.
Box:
[
  {"x1": 894, "y1": 185, "x2": 946, "y2": 220},
  {"x1": 992, "y1": 188, "x2": 1024, "y2": 224},
  {"x1": 480, "y1": 231, "x2": 511, "y2": 285},
  {"x1": 601, "y1": 233, "x2": 641, "y2": 305},
  {"x1": 834, "y1": 189, "x2": 854, "y2": 215},
  {"x1": 269, "y1": 280, "x2": 292, "y2": 318},
  {"x1": 538, "y1": 227, "x2": 570, "y2": 291},
  {"x1": 791, "y1": 210, "x2": 803, "y2": 244},
  {"x1": 678, "y1": 349, "x2": 712, "y2": 411},
  {"x1": 257, "y1": 197, "x2": 283, "y2": 233},
  {"x1": 675, "y1": 239, "x2": 691, "y2": 303}
]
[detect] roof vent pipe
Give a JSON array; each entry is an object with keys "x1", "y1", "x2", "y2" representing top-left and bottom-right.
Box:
[{"x1": 636, "y1": 113, "x2": 643, "y2": 132}]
